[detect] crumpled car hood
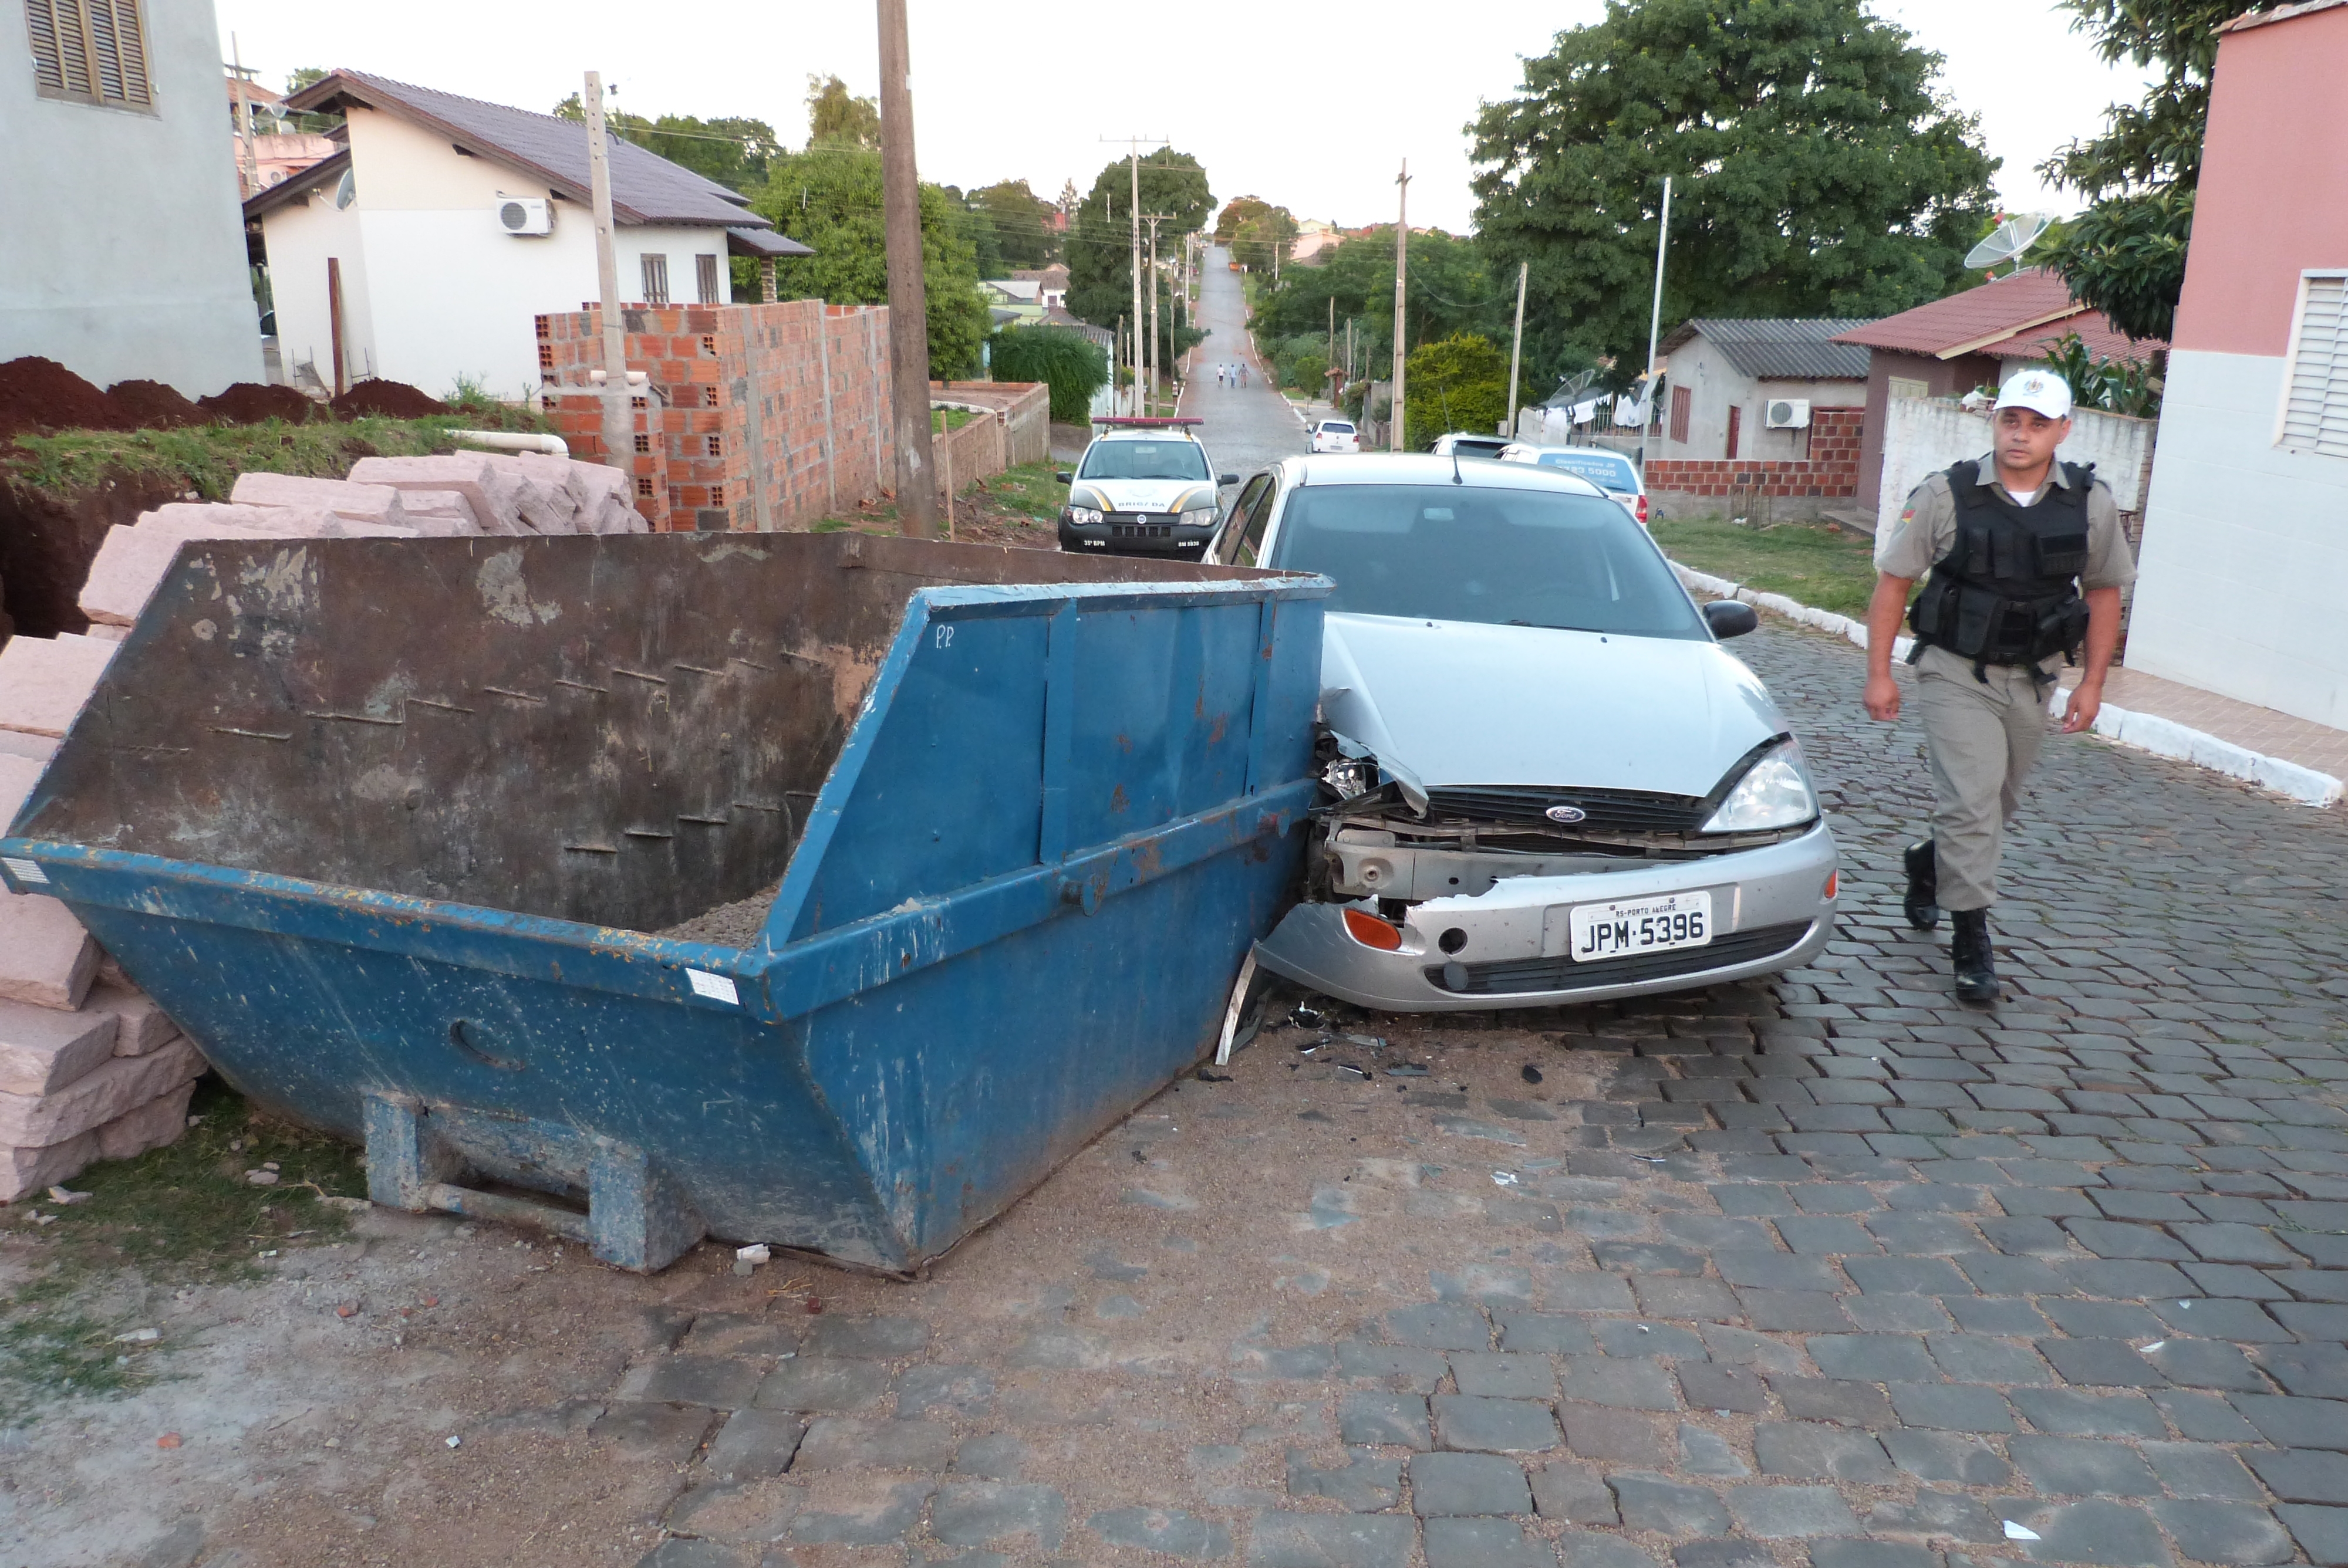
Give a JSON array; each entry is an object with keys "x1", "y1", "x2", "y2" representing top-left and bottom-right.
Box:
[{"x1": 1318, "y1": 613, "x2": 1788, "y2": 797}]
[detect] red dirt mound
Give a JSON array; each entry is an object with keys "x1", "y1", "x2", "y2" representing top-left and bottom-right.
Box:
[
  {"x1": 0, "y1": 356, "x2": 133, "y2": 444},
  {"x1": 330, "y1": 379, "x2": 447, "y2": 419},
  {"x1": 197, "y1": 382, "x2": 322, "y2": 425},
  {"x1": 104, "y1": 379, "x2": 204, "y2": 428}
]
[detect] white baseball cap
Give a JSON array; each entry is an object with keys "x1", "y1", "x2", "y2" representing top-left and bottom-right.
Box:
[{"x1": 1995, "y1": 369, "x2": 2073, "y2": 420}]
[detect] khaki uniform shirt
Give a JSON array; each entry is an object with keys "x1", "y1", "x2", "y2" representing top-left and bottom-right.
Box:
[{"x1": 1874, "y1": 452, "x2": 2136, "y2": 591}]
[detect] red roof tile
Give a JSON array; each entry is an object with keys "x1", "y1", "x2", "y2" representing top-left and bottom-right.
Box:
[{"x1": 1830, "y1": 271, "x2": 2085, "y2": 356}]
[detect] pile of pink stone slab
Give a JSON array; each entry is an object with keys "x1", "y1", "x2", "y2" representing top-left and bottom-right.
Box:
[{"x1": 0, "y1": 451, "x2": 645, "y2": 1199}]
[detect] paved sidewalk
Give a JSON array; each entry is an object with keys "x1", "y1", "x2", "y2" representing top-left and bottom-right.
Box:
[{"x1": 2055, "y1": 665, "x2": 2348, "y2": 791}]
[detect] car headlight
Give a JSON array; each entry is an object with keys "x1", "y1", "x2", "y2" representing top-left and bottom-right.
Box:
[
  {"x1": 1701, "y1": 738, "x2": 1819, "y2": 833},
  {"x1": 1180, "y1": 506, "x2": 1217, "y2": 527},
  {"x1": 1064, "y1": 506, "x2": 1104, "y2": 526}
]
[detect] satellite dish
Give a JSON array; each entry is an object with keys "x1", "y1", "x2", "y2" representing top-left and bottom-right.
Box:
[{"x1": 1965, "y1": 213, "x2": 2053, "y2": 271}]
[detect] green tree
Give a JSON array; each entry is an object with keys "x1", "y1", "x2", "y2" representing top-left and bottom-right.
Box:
[
  {"x1": 990, "y1": 326, "x2": 1109, "y2": 421},
  {"x1": 1401, "y1": 334, "x2": 1525, "y2": 449},
  {"x1": 1215, "y1": 196, "x2": 1274, "y2": 243},
  {"x1": 1231, "y1": 207, "x2": 1297, "y2": 273},
  {"x1": 748, "y1": 147, "x2": 991, "y2": 378},
  {"x1": 551, "y1": 95, "x2": 782, "y2": 193},
  {"x1": 285, "y1": 66, "x2": 328, "y2": 93},
  {"x1": 805, "y1": 73, "x2": 879, "y2": 148},
  {"x1": 1470, "y1": 0, "x2": 1997, "y2": 383},
  {"x1": 1065, "y1": 151, "x2": 1214, "y2": 331},
  {"x1": 971, "y1": 180, "x2": 1057, "y2": 268},
  {"x1": 939, "y1": 187, "x2": 1005, "y2": 280},
  {"x1": 1250, "y1": 227, "x2": 1507, "y2": 374},
  {"x1": 2035, "y1": 0, "x2": 2269, "y2": 346}
]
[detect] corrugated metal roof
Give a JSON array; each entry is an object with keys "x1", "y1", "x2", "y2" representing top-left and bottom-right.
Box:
[
  {"x1": 1662, "y1": 318, "x2": 1877, "y2": 380},
  {"x1": 728, "y1": 227, "x2": 813, "y2": 259},
  {"x1": 284, "y1": 70, "x2": 773, "y2": 231}
]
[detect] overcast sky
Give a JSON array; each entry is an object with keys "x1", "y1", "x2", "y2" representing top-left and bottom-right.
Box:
[{"x1": 216, "y1": 0, "x2": 2151, "y2": 234}]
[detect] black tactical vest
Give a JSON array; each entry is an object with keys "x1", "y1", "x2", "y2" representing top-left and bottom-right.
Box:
[{"x1": 1908, "y1": 459, "x2": 2094, "y2": 678}]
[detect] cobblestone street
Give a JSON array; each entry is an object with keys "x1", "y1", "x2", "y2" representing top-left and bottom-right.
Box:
[
  {"x1": 525, "y1": 621, "x2": 2348, "y2": 1567},
  {"x1": 22, "y1": 623, "x2": 2348, "y2": 1568}
]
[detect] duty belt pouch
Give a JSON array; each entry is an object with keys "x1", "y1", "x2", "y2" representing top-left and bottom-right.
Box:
[{"x1": 1952, "y1": 583, "x2": 2002, "y2": 655}]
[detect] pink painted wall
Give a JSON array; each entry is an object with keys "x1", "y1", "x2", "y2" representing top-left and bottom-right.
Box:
[{"x1": 2172, "y1": 4, "x2": 2348, "y2": 357}]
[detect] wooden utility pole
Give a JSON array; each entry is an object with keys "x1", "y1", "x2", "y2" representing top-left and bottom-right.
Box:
[
  {"x1": 1389, "y1": 159, "x2": 1409, "y2": 451},
  {"x1": 879, "y1": 0, "x2": 940, "y2": 536},
  {"x1": 1146, "y1": 215, "x2": 1160, "y2": 414},
  {"x1": 1505, "y1": 259, "x2": 1529, "y2": 440},
  {"x1": 583, "y1": 71, "x2": 631, "y2": 499}
]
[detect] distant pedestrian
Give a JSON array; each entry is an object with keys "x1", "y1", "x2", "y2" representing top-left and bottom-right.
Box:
[
  {"x1": 1861, "y1": 369, "x2": 2134, "y2": 1003},
  {"x1": 1216, "y1": 364, "x2": 1226, "y2": 388}
]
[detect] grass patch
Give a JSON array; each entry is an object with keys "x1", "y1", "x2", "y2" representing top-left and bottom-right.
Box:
[
  {"x1": 974, "y1": 461, "x2": 1065, "y2": 522},
  {"x1": 1649, "y1": 513, "x2": 1880, "y2": 619},
  {"x1": 11, "y1": 1078, "x2": 367, "y2": 1285},
  {"x1": 1, "y1": 1079, "x2": 367, "y2": 1419},
  {"x1": 809, "y1": 461, "x2": 1065, "y2": 536},
  {"x1": 2, "y1": 406, "x2": 551, "y2": 500},
  {"x1": 930, "y1": 407, "x2": 980, "y2": 434}
]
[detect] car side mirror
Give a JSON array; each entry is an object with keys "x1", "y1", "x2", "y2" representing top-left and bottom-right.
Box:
[
  {"x1": 1219, "y1": 473, "x2": 1239, "y2": 486},
  {"x1": 1054, "y1": 471, "x2": 1071, "y2": 484},
  {"x1": 1703, "y1": 600, "x2": 1759, "y2": 640}
]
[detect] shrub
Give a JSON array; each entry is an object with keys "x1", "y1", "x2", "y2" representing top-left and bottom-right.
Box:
[{"x1": 990, "y1": 327, "x2": 1109, "y2": 423}]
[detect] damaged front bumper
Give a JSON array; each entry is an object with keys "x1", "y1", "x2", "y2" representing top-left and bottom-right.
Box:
[{"x1": 1255, "y1": 822, "x2": 1838, "y2": 1012}]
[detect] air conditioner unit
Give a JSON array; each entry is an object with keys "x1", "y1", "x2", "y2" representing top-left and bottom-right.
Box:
[
  {"x1": 495, "y1": 197, "x2": 552, "y2": 236},
  {"x1": 1763, "y1": 398, "x2": 1811, "y2": 430}
]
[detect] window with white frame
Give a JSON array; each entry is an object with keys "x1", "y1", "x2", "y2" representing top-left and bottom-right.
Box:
[
  {"x1": 2280, "y1": 272, "x2": 2348, "y2": 461},
  {"x1": 26, "y1": 0, "x2": 153, "y2": 109},
  {"x1": 640, "y1": 254, "x2": 670, "y2": 306},
  {"x1": 696, "y1": 255, "x2": 720, "y2": 305}
]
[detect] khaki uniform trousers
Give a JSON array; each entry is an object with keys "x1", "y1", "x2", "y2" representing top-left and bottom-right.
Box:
[{"x1": 1912, "y1": 643, "x2": 2055, "y2": 912}]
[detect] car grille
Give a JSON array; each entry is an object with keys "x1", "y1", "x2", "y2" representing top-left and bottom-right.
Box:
[
  {"x1": 1425, "y1": 920, "x2": 1814, "y2": 996},
  {"x1": 1423, "y1": 785, "x2": 1712, "y2": 834},
  {"x1": 1110, "y1": 519, "x2": 1173, "y2": 539}
]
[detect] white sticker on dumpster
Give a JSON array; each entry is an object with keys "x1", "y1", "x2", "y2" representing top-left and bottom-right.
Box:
[
  {"x1": 2, "y1": 857, "x2": 48, "y2": 885},
  {"x1": 686, "y1": 968, "x2": 740, "y2": 1005}
]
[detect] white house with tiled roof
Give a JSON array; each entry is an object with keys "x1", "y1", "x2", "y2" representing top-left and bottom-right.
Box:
[{"x1": 246, "y1": 70, "x2": 808, "y2": 401}]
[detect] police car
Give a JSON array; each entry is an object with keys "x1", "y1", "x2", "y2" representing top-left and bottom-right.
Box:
[{"x1": 1056, "y1": 418, "x2": 1239, "y2": 557}]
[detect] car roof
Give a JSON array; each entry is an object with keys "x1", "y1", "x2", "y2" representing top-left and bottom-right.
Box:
[
  {"x1": 1090, "y1": 427, "x2": 1202, "y2": 445},
  {"x1": 1275, "y1": 452, "x2": 1606, "y2": 498}
]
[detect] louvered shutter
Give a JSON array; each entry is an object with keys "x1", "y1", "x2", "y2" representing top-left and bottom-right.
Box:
[
  {"x1": 2282, "y1": 277, "x2": 2348, "y2": 461},
  {"x1": 83, "y1": 0, "x2": 124, "y2": 99},
  {"x1": 25, "y1": 0, "x2": 66, "y2": 90},
  {"x1": 109, "y1": 0, "x2": 150, "y2": 104},
  {"x1": 46, "y1": 0, "x2": 96, "y2": 97}
]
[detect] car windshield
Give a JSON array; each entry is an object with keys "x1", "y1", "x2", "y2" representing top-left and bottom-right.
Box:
[
  {"x1": 1268, "y1": 483, "x2": 1705, "y2": 639},
  {"x1": 1537, "y1": 451, "x2": 1640, "y2": 493},
  {"x1": 1079, "y1": 440, "x2": 1210, "y2": 481}
]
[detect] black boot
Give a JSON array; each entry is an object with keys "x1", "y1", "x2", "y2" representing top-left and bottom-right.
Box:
[
  {"x1": 1951, "y1": 908, "x2": 1998, "y2": 1003},
  {"x1": 1902, "y1": 840, "x2": 1940, "y2": 931}
]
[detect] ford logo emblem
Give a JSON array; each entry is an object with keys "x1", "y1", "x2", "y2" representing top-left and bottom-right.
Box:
[{"x1": 1544, "y1": 804, "x2": 1588, "y2": 824}]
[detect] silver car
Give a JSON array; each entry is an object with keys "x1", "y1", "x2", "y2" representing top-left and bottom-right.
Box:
[{"x1": 1211, "y1": 455, "x2": 1838, "y2": 1013}]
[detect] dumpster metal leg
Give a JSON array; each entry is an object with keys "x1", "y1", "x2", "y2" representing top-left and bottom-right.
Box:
[{"x1": 362, "y1": 1093, "x2": 706, "y2": 1272}]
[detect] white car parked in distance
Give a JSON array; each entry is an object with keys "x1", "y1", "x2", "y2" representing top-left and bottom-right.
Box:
[
  {"x1": 1498, "y1": 443, "x2": 1649, "y2": 526},
  {"x1": 1310, "y1": 418, "x2": 1359, "y2": 454}
]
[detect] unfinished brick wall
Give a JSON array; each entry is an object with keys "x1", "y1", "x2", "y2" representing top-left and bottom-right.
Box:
[
  {"x1": 1645, "y1": 407, "x2": 1865, "y2": 502},
  {"x1": 537, "y1": 301, "x2": 897, "y2": 532}
]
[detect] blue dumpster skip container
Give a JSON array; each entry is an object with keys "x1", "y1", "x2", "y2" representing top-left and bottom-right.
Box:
[{"x1": 1, "y1": 532, "x2": 1328, "y2": 1273}]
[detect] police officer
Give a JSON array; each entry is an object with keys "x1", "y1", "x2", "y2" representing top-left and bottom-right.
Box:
[{"x1": 1861, "y1": 369, "x2": 2135, "y2": 1002}]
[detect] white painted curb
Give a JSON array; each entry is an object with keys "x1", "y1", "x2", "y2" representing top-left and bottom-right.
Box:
[{"x1": 1669, "y1": 560, "x2": 2345, "y2": 810}]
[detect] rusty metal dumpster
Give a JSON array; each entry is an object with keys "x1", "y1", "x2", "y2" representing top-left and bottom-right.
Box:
[{"x1": 0, "y1": 532, "x2": 1327, "y2": 1273}]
